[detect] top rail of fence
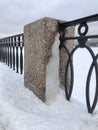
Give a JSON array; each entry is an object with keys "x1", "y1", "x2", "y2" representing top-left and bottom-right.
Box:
[
  {"x1": 0, "y1": 33, "x2": 24, "y2": 40},
  {"x1": 58, "y1": 14, "x2": 98, "y2": 29}
]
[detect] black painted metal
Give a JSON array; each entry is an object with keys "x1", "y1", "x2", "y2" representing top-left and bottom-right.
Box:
[
  {"x1": 58, "y1": 14, "x2": 98, "y2": 113},
  {"x1": 20, "y1": 36, "x2": 24, "y2": 74},
  {"x1": 10, "y1": 38, "x2": 12, "y2": 68},
  {"x1": 5, "y1": 39, "x2": 7, "y2": 65},
  {"x1": 16, "y1": 37, "x2": 19, "y2": 73},
  {"x1": 8, "y1": 39, "x2": 10, "y2": 66},
  {"x1": 13, "y1": 37, "x2": 15, "y2": 70},
  {"x1": 58, "y1": 14, "x2": 98, "y2": 28},
  {"x1": 0, "y1": 33, "x2": 24, "y2": 74}
]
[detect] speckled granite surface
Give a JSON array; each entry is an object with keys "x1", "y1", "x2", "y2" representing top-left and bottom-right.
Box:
[{"x1": 24, "y1": 17, "x2": 74, "y2": 101}]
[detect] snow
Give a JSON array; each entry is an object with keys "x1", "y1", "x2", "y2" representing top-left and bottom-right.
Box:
[
  {"x1": 46, "y1": 34, "x2": 60, "y2": 103},
  {"x1": 0, "y1": 36, "x2": 98, "y2": 130}
]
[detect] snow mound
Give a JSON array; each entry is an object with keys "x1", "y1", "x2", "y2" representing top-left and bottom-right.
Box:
[
  {"x1": 0, "y1": 66, "x2": 98, "y2": 130},
  {"x1": 0, "y1": 35, "x2": 98, "y2": 130}
]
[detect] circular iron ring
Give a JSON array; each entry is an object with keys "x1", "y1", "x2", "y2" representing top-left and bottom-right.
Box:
[{"x1": 78, "y1": 23, "x2": 88, "y2": 36}]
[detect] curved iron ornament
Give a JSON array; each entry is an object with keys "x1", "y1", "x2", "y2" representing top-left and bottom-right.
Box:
[
  {"x1": 60, "y1": 44, "x2": 74, "y2": 100},
  {"x1": 65, "y1": 45, "x2": 79, "y2": 100},
  {"x1": 58, "y1": 14, "x2": 98, "y2": 114},
  {"x1": 86, "y1": 52, "x2": 98, "y2": 113}
]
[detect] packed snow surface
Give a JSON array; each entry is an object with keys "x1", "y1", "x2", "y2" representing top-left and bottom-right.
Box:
[{"x1": 0, "y1": 39, "x2": 98, "y2": 130}]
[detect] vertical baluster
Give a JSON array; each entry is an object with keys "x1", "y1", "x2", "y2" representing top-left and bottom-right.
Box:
[
  {"x1": 1, "y1": 43, "x2": 2, "y2": 62},
  {"x1": 5, "y1": 39, "x2": 7, "y2": 64},
  {"x1": 0, "y1": 40, "x2": 2, "y2": 62},
  {"x1": 9, "y1": 38, "x2": 12, "y2": 68},
  {"x1": 2, "y1": 41, "x2": 4, "y2": 62},
  {"x1": 2, "y1": 40, "x2": 4, "y2": 63},
  {"x1": 6, "y1": 38, "x2": 8, "y2": 65},
  {"x1": 1, "y1": 40, "x2": 3, "y2": 62},
  {"x1": 9, "y1": 38, "x2": 11, "y2": 67},
  {"x1": 2, "y1": 39, "x2": 4, "y2": 63},
  {"x1": 0, "y1": 41, "x2": 1, "y2": 62},
  {"x1": 11, "y1": 39, "x2": 13, "y2": 67},
  {"x1": 8, "y1": 38, "x2": 10, "y2": 66},
  {"x1": 3, "y1": 39, "x2": 6, "y2": 63},
  {"x1": 13, "y1": 37, "x2": 16, "y2": 70},
  {"x1": 16, "y1": 37, "x2": 19, "y2": 73},
  {"x1": 0, "y1": 40, "x2": 1, "y2": 61},
  {"x1": 0, "y1": 45, "x2": 1, "y2": 62},
  {"x1": 4, "y1": 39, "x2": 6, "y2": 64},
  {"x1": 20, "y1": 35, "x2": 24, "y2": 74}
]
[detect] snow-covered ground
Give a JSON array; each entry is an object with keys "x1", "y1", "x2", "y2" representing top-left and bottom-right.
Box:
[{"x1": 0, "y1": 38, "x2": 98, "y2": 130}]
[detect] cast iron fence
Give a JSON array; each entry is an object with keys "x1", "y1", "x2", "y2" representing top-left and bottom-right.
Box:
[
  {"x1": 58, "y1": 14, "x2": 98, "y2": 113},
  {"x1": 0, "y1": 33, "x2": 24, "y2": 74}
]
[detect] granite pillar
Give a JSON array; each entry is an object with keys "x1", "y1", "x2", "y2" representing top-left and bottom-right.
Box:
[{"x1": 24, "y1": 17, "x2": 74, "y2": 101}]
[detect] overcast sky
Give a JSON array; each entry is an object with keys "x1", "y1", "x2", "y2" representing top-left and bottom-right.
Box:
[{"x1": 0, "y1": 0, "x2": 98, "y2": 36}]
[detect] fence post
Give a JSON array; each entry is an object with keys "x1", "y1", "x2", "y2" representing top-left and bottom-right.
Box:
[{"x1": 24, "y1": 17, "x2": 74, "y2": 101}]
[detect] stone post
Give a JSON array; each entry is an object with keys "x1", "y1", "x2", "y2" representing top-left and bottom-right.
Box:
[{"x1": 24, "y1": 17, "x2": 74, "y2": 101}]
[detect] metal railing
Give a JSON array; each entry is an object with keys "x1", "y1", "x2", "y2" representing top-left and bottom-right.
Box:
[
  {"x1": 58, "y1": 14, "x2": 98, "y2": 113},
  {"x1": 0, "y1": 33, "x2": 24, "y2": 74}
]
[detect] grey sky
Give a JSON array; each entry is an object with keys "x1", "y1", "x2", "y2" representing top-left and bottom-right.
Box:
[{"x1": 0, "y1": 0, "x2": 98, "y2": 36}]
